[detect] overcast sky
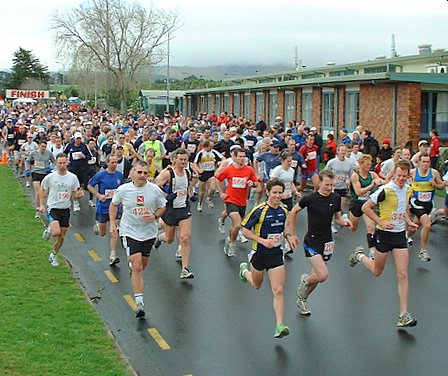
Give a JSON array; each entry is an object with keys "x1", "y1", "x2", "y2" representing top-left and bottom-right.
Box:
[{"x1": 2, "y1": 0, "x2": 447, "y2": 72}]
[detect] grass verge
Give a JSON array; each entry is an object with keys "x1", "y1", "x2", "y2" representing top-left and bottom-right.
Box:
[{"x1": 0, "y1": 166, "x2": 132, "y2": 376}]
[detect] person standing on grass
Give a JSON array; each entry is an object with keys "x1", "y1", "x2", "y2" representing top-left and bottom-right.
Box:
[
  {"x1": 110, "y1": 160, "x2": 166, "y2": 318},
  {"x1": 239, "y1": 178, "x2": 291, "y2": 339},
  {"x1": 40, "y1": 153, "x2": 84, "y2": 267}
]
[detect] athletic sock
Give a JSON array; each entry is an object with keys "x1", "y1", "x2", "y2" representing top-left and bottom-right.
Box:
[{"x1": 134, "y1": 293, "x2": 144, "y2": 305}]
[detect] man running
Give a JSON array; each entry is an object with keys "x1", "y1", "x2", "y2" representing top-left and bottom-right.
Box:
[
  {"x1": 239, "y1": 178, "x2": 291, "y2": 338},
  {"x1": 110, "y1": 160, "x2": 166, "y2": 318},
  {"x1": 216, "y1": 147, "x2": 259, "y2": 257},
  {"x1": 349, "y1": 160, "x2": 419, "y2": 328},
  {"x1": 285, "y1": 170, "x2": 352, "y2": 316},
  {"x1": 40, "y1": 153, "x2": 84, "y2": 266},
  {"x1": 87, "y1": 154, "x2": 125, "y2": 266}
]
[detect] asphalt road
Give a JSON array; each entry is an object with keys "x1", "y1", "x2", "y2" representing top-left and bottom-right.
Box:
[{"x1": 18, "y1": 172, "x2": 448, "y2": 376}]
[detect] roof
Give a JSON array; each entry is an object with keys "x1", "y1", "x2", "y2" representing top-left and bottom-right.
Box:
[{"x1": 140, "y1": 90, "x2": 185, "y2": 97}]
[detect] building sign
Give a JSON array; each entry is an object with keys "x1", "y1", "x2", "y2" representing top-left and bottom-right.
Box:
[{"x1": 6, "y1": 89, "x2": 50, "y2": 99}]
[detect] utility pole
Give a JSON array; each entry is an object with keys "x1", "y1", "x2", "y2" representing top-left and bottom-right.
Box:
[{"x1": 166, "y1": 31, "x2": 170, "y2": 114}]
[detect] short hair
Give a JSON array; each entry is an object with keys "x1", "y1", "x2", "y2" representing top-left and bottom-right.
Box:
[
  {"x1": 358, "y1": 154, "x2": 372, "y2": 164},
  {"x1": 56, "y1": 153, "x2": 67, "y2": 160},
  {"x1": 203, "y1": 140, "x2": 212, "y2": 148},
  {"x1": 105, "y1": 154, "x2": 117, "y2": 163},
  {"x1": 418, "y1": 152, "x2": 430, "y2": 161},
  {"x1": 337, "y1": 143, "x2": 347, "y2": 151},
  {"x1": 172, "y1": 147, "x2": 190, "y2": 159},
  {"x1": 327, "y1": 134, "x2": 334, "y2": 141},
  {"x1": 134, "y1": 160, "x2": 148, "y2": 169},
  {"x1": 231, "y1": 147, "x2": 245, "y2": 156},
  {"x1": 394, "y1": 159, "x2": 412, "y2": 172},
  {"x1": 319, "y1": 169, "x2": 335, "y2": 181},
  {"x1": 266, "y1": 177, "x2": 285, "y2": 192},
  {"x1": 39, "y1": 139, "x2": 47, "y2": 145}
]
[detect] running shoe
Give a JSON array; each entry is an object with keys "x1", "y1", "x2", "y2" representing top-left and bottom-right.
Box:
[
  {"x1": 349, "y1": 246, "x2": 365, "y2": 267},
  {"x1": 224, "y1": 237, "x2": 230, "y2": 256},
  {"x1": 228, "y1": 243, "x2": 236, "y2": 257},
  {"x1": 73, "y1": 201, "x2": 81, "y2": 212},
  {"x1": 180, "y1": 268, "x2": 194, "y2": 279},
  {"x1": 397, "y1": 312, "x2": 417, "y2": 327},
  {"x1": 283, "y1": 242, "x2": 293, "y2": 256},
  {"x1": 135, "y1": 302, "x2": 145, "y2": 318},
  {"x1": 34, "y1": 210, "x2": 40, "y2": 219},
  {"x1": 296, "y1": 297, "x2": 311, "y2": 316},
  {"x1": 93, "y1": 222, "x2": 100, "y2": 235},
  {"x1": 42, "y1": 227, "x2": 52, "y2": 240},
  {"x1": 109, "y1": 255, "x2": 120, "y2": 266},
  {"x1": 407, "y1": 236, "x2": 413, "y2": 245},
  {"x1": 128, "y1": 261, "x2": 133, "y2": 276},
  {"x1": 419, "y1": 250, "x2": 431, "y2": 262},
  {"x1": 274, "y1": 323, "x2": 290, "y2": 338},
  {"x1": 88, "y1": 199, "x2": 96, "y2": 207},
  {"x1": 48, "y1": 252, "x2": 59, "y2": 267},
  {"x1": 331, "y1": 223, "x2": 338, "y2": 234},
  {"x1": 153, "y1": 236, "x2": 162, "y2": 249},
  {"x1": 197, "y1": 202, "x2": 203, "y2": 212},
  {"x1": 175, "y1": 245, "x2": 182, "y2": 258},
  {"x1": 26, "y1": 181, "x2": 30, "y2": 188},
  {"x1": 296, "y1": 274, "x2": 309, "y2": 299},
  {"x1": 239, "y1": 262, "x2": 249, "y2": 283},
  {"x1": 206, "y1": 197, "x2": 214, "y2": 209},
  {"x1": 368, "y1": 251, "x2": 375, "y2": 260},
  {"x1": 218, "y1": 218, "x2": 226, "y2": 234},
  {"x1": 238, "y1": 230, "x2": 248, "y2": 243}
]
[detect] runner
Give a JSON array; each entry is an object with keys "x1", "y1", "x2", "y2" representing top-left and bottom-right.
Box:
[
  {"x1": 20, "y1": 133, "x2": 38, "y2": 188},
  {"x1": 154, "y1": 148, "x2": 195, "y2": 279},
  {"x1": 298, "y1": 134, "x2": 320, "y2": 192},
  {"x1": 40, "y1": 153, "x2": 84, "y2": 267},
  {"x1": 239, "y1": 178, "x2": 291, "y2": 338},
  {"x1": 349, "y1": 159, "x2": 419, "y2": 327},
  {"x1": 285, "y1": 170, "x2": 352, "y2": 316},
  {"x1": 216, "y1": 147, "x2": 259, "y2": 257},
  {"x1": 407, "y1": 153, "x2": 445, "y2": 261},
  {"x1": 26, "y1": 140, "x2": 56, "y2": 218},
  {"x1": 110, "y1": 160, "x2": 166, "y2": 318},
  {"x1": 87, "y1": 154, "x2": 125, "y2": 266},
  {"x1": 193, "y1": 140, "x2": 224, "y2": 212}
]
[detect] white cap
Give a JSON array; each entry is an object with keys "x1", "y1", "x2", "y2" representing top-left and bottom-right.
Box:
[{"x1": 74, "y1": 132, "x2": 83, "y2": 138}]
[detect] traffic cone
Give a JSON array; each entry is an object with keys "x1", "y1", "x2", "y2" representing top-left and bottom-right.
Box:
[{"x1": 0, "y1": 150, "x2": 8, "y2": 164}]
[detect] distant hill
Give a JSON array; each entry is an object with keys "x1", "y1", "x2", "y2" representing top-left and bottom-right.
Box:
[{"x1": 149, "y1": 64, "x2": 295, "y2": 82}]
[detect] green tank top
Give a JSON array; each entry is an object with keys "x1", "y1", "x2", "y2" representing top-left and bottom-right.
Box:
[{"x1": 350, "y1": 171, "x2": 373, "y2": 201}]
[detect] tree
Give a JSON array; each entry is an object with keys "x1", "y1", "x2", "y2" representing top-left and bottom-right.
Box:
[
  {"x1": 51, "y1": 0, "x2": 178, "y2": 112},
  {"x1": 8, "y1": 48, "x2": 50, "y2": 89}
]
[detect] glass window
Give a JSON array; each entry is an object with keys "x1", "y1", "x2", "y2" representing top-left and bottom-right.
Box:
[
  {"x1": 233, "y1": 94, "x2": 240, "y2": 117},
  {"x1": 256, "y1": 93, "x2": 265, "y2": 120},
  {"x1": 244, "y1": 94, "x2": 250, "y2": 119},
  {"x1": 224, "y1": 95, "x2": 229, "y2": 113},
  {"x1": 302, "y1": 93, "x2": 312, "y2": 126},
  {"x1": 345, "y1": 91, "x2": 359, "y2": 130},
  {"x1": 215, "y1": 94, "x2": 221, "y2": 114},
  {"x1": 284, "y1": 92, "x2": 295, "y2": 123},
  {"x1": 207, "y1": 95, "x2": 212, "y2": 114},
  {"x1": 200, "y1": 96, "x2": 205, "y2": 113},
  {"x1": 269, "y1": 93, "x2": 277, "y2": 125},
  {"x1": 421, "y1": 91, "x2": 448, "y2": 138},
  {"x1": 322, "y1": 92, "x2": 334, "y2": 130}
]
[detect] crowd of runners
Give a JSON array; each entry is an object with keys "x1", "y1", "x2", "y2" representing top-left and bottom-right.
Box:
[{"x1": 1, "y1": 103, "x2": 448, "y2": 338}]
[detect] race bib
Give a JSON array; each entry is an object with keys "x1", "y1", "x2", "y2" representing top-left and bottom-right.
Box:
[
  {"x1": 57, "y1": 191, "x2": 71, "y2": 203},
  {"x1": 187, "y1": 144, "x2": 197, "y2": 153},
  {"x1": 104, "y1": 189, "x2": 115, "y2": 199},
  {"x1": 202, "y1": 161, "x2": 214, "y2": 170},
  {"x1": 232, "y1": 177, "x2": 247, "y2": 189},
  {"x1": 246, "y1": 140, "x2": 254, "y2": 147},
  {"x1": 417, "y1": 191, "x2": 432, "y2": 202},
  {"x1": 291, "y1": 160, "x2": 298, "y2": 168},
  {"x1": 268, "y1": 233, "x2": 283, "y2": 248},
  {"x1": 18, "y1": 139, "x2": 25, "y2": 145},
  {"x1": 173, "y1": 189, "x2": 187, "y2": 208},
  {"x1": 283, "y1": 184, "x2": 292, "y2": 198},
  {"x1": 35, "y1": 161, "x2": 45, "y2": 169},
  {"x1": 323, "y1": 241, "x2": 335, "y2": 256},
  {"x1": 72, "y1": 151, "x2": 83, "y2": 160},
  {"x1": 132, "y1": 207, "x2": 150, "y2": 216},
  {"x1": 307, "y1": 151, "x2": 317, "y2": 160},
  {"x1": 358, "y1": 191, "x2": 370, "y2": 201},
  {"x1": 390, "y1": 211, "x2": 406, "y2": 224},
  {"x1": 335, "y1": 175, "x2": 345, "y2": 182}
]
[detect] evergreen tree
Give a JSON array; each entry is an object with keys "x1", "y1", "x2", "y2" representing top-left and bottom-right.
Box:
[{"x1": 8, "y1": 48, "x2": 50, "y2": 88}]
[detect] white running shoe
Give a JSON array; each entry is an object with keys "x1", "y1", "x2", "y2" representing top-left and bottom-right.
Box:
[
  {"x1": 43, "y1": 227, "x2": 52, "y2": 240},
  {"x1": 238, "y1": 230, "x2": 248, "y2": 243},
  {"x1": 26, "y1": 181, "x2": 30, "y2": 188},
  {"x1": 89, "y1": 199, "x2": 96, "y2": 207},
  {"x1": 331, "y1": 223, "x2": 338, "y2": 234},
  {"x1": 73, "y1": 201, "x2": 81, "y2": 212},
  {"x1": 197, "y1": 202, "x2": 203, "y2": 212},
  {"x1": 218, "y1": 218, "x2": 226, "y2": 234},
  {"x1": 206, "y1": 197, "x2": 214, "y2": 209},
  {"x1": 407, "y1": 236, "x2": 413, "y2": 245},
  {"x1": 48, "y1": 252, "x2": 59, "y2": 267},
  {"x1": 175, "y1": 245, "x2": 182, "y2": 258}
]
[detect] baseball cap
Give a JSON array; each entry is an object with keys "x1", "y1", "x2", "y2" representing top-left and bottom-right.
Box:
[
  {"x1": 74, "y1": 132, "x2": 83, "y2": 138},
  {"x1": 270, "y1": 139, "x2": 280, "y2": 146},
  {"x1": 341, "y1": 128, "x2": 348, "y2": 133},
  {"x1": 310, "y1": 126, "x2": 317, "y2": 132},
  {"x1": 116, "y1": 144, "x2": 124, "y2": 149},
  {"x1": 418, "y1": 140, "x2": 429, "y2": 147}
]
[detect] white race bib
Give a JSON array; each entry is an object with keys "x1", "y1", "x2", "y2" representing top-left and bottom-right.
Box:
[
  {"x1": 57, "y1": 191, "x2": 71, "y2": 203},
  {"x1": 307, "y1": 151, "x2": 317, "y2": 160},
  {"x1": 268, "y1": 233, "x2": 283, "y2": 248},
  {"x1": 323, "y1": 241, "x2": 335, "y2": 256},
  {"x1": 132, "y1": 207, "x2": 150, "y2": 217},
  {"x1": 417, "y1": 191, "x2": 432, "y2": 202},
  {"x1": 104, "y1": 189, "x2": 115, "y2": 199},
  {"x1": 232, "y1": 177, "x2": 247, "y2": 189},
  {"x1": 173, "y1": 189, "x2": 188, "y2": 208},
  {"x1": 35, "y1": 161, "x2": 45, "y2": 169}
]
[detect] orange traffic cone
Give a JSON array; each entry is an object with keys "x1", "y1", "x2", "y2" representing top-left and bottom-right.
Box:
[{"x1": 0, "y1": 150, "x2": 8, "y2": 165}]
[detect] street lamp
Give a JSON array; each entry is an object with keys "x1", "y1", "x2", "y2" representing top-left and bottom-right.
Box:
[{"x1": 166, "y1": 31, "x2": 170, "y2": 114}]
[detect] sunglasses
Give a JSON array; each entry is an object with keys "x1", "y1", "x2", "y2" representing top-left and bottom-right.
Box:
[{"x1": 136, "y1": 170, "x2": 148, "y2": 175}]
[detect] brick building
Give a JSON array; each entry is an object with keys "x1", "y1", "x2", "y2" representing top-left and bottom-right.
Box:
[{"x1": 183, "y1": 45, "x2": 448, "y2": 148}]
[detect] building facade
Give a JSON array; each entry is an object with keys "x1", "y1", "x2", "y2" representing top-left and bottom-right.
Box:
[{"x1": 183, "y1": 46, "x2": 448, "y2": 148}]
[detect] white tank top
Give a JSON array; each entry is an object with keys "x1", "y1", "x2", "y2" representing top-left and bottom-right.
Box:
[{"x1": 172, "y1": 169, "x2": 189, "y2": 209}]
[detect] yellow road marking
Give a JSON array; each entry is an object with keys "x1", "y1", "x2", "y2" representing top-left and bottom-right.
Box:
[
  {"x1": 123, "y1": 295, "x2": 136, "y2": 311},
  {"x1": 148, "y1": 328, "x2": 171, "y2": 350},
  {"x1": 88, "y1": 250, "x2": 101, "y2": 261},
  {"x1": 104, "y1": 270, "x2": 118, "y2": 283},
  {"x1": 73, "y1": 232, "x2": 85, "y2": 242}
]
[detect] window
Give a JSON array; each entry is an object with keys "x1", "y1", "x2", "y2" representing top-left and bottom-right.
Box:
[
  {"x1": 284, "y1": 91, "x2": 295, "y2": 123},
  {"x1": 207, "y1": 95, "x2": 212, "y2": 113},
  {"x1": 233, "y1": 94, "x2": 240, "y2": 117},
  {"x1": 200, "y1": 96, "x2": 205, "y2": 113},
  {"x1": 256, "y1": 93, "x2": 265, "y2": 120},
  {"x1": 244, "y1": 94, "x2": 250, "y2": 119},
  {"x1": 269, "y1": 93, "x2": 277, "y2": 125},
  {"x1": 421, "y1": 92, "x2": 448, "y2": 138},
  {"x1": 345, "y1": 91, "x2": 359, "y2": 130},
  {"x1": 364, "y1": 66, "x2": 387, "y2": 74},
  {"x1": 322, "y1": 92, "x2": 334, "y2": 131},
  {"x1": 215, "y1": 94, "x2": 221, "y2": 114},
  {"x1": 301, "y1": 93, "x2": 312, "y2": 126},
  {"x1": 224, "y1": 95, "x2": 229, "y2": 113},
  {"x1": 329, "y1": 70, "x2": 356, "y2": 77}
]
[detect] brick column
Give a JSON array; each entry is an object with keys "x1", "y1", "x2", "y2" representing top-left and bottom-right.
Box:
[
  {"x1": 250, "y1": 92, "x2": 256, "y2": 122},
  {"x1": 229, "y1": 93, "x2": 234, "y2": 114},
  {"x1": 337, "y1": 86, "x2": 345, "y2": 131},
  {"x1": 312, "y1": 87, "x2": 322, "y2": 130},
  {"x1": 277, "y1": 89, "x2": 285, "y2": 121},
  {"x1": 397, "y1": 82, "x2": 422, "y2": 148},
  {"x1": 295, "y1": 88, "x2": 302, "y2": 122}
]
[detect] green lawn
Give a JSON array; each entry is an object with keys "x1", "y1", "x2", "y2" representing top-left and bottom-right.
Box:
[{"x1": 0, "y1": 166, "x2": 132, "y2": 376}]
